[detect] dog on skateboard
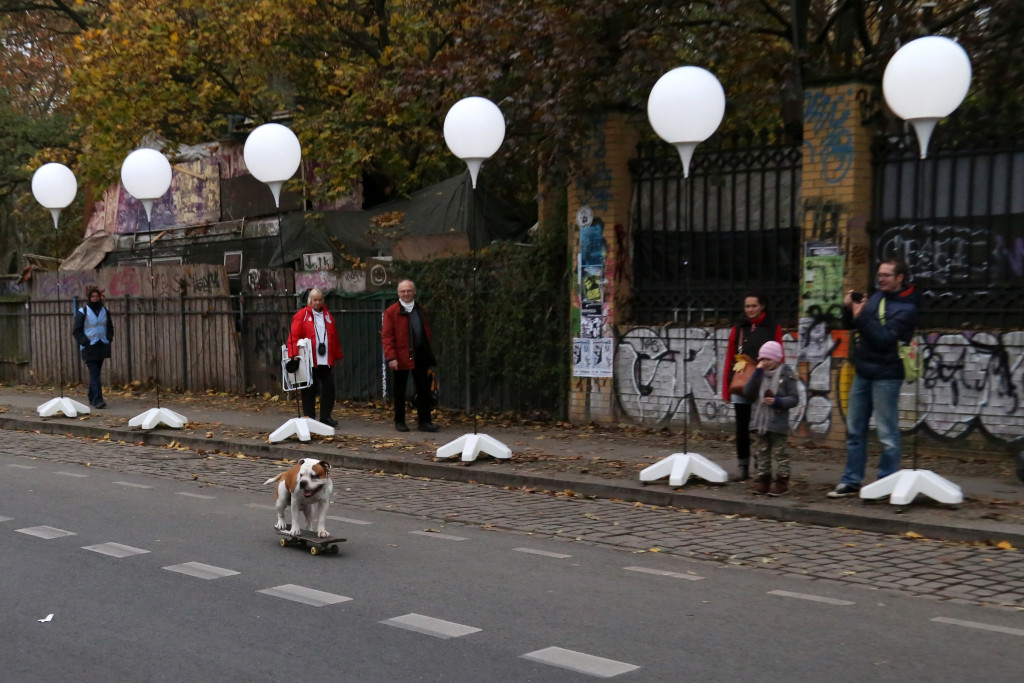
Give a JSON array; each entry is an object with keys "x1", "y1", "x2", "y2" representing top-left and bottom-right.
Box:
[{"x1": 264, "y1": 458, "x2": 333, "y2": 538}]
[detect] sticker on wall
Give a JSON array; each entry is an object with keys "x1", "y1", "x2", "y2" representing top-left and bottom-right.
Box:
[{"x1": 573, "y1": 338, "x2": 614, "y2": 378}]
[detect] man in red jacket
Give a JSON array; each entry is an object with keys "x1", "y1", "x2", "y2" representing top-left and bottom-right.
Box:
[
  {"x1": 288, "y1": 288, "x2": 343, "y2": 427},
  {"x1": 382, "y1": 279, "x2": 438, "y2": 432}
]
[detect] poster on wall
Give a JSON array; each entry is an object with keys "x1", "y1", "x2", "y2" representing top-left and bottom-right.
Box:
[
  {"x1": 800, "y1": 241, "x2": 844, "y2": 363},
  {"x1": 579, "y1": 302, "x2": 605, "y2": 338},
  {"x1": 579, "y1": 216, "x2": 605, "y2": 304},
  {"x1": 573, "y1": 338, "x2": 614, "y2": 378}
]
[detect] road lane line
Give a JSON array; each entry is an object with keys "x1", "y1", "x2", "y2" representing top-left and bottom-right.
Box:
[
  {"x1": 163, "y1": 562, "x2": 240, "y2": 580},
  {"x1": 175, "y1": 492, "x2": 216, "y2": 499},
  {"x1": 7, "y1": 464, "x2": 35, "y2": 469},
  {"x1": 624, "y1": 566, "x2": 704, "y2": 581},
  {"x1": 768, "y1": 590, "x2": 854, "y2": 605},
  {"x1": 257, "y1": 584, "x2": 352, "y2": 607},
  {"x1": 83, "y1": 542, "x2": 150, "y2": 558},
  {"x1": 56, "y1": 471, "x2": 88, "y2": 478},
  {"x1": 16, "y1": 526, "x2": 76, "y2": 539},
  {"x1": 113, "y1": 482, "x2": 153, "y2": 489},
  {"x1": 522, "y1": 647, "x2": 639, "y2": 678},
  {"x1": 931, "y1": 617, "x2": 1024, "y2": 636},
  {"x1": 409, "y1": 530, "x2": 466, "y2": 541},
  {"x1": 381, "y1": 613, "x2": 481, "y2": 639},
  {"x1": 514, "y1": 547, "x2": 571, "y2": 559}
]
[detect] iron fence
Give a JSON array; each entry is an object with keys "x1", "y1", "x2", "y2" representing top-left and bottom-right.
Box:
[
  {"x1": 629, "y1": 132, "x2": 803, "y2": 326},
  {"x1": 871, "y1": 120, "x2": 1024, "y2": 329}
]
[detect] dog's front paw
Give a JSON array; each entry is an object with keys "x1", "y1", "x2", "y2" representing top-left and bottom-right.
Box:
[
  {"x1": 274, "y1": 520, "x2": 287, "y2": 531},
  {"x1": 316, "y1": 529, "x2": 330, "y2": 539},
  {"x1": 288, "y1": 526, "x2": 302, "y2": 537}
]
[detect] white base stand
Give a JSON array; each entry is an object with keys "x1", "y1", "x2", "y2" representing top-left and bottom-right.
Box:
[
  {"x1": 860, "y1": 469, "x2": 963, "y2": 506},
  {"x1": 437, "y1": 433, "x2": 512, "y2": 462},
  {"x1": 128, "y1": 407, "x2": 188, "y2": 430},
  {"x1": 640, "y1": 453, "x2": 729, "y2": 487},
  {"x1": 268, "y1": 417, "x2": 335, "y2": 443},
  {"x1": 37, "y1": 397, "x2": 91, "y2": 418}
]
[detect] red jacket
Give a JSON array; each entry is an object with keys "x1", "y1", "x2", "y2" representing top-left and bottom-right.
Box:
[
  {"x1": 722, "y1": 312, "x2": 782, "y2": 401},
  {"x1": 288, "y1": 306, "x2": 343, "y2": 368},
  {"x1": 382, "y1": 301, "x2": 434, "y2": 371}
]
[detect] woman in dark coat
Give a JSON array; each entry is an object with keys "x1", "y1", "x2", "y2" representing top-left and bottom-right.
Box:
[
  {"x1": 73, "y1": 286, "x2": 113, "y2": 409},
  {"x1": 722, "y1": 292, "x2": 782, "y2": 481}
]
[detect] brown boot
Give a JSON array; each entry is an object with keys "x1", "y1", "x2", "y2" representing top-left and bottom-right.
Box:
[
  {"x1": 768, "y1": 476, "x2": 790, "y2": 497},
  {"x1": 749, "y1": 474, "x2": 770, "y2": 495}
]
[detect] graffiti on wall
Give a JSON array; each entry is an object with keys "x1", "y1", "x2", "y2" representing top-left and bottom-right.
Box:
[
  {"x1": 32, "y1": 264, "x2": 229, "y2": 301},
  {"x1": 613, "y1": 325, "x2": 1024, "y2": 445},
  {"x1": 804, "y1": 88, "x2": 854, "y2": 185}
]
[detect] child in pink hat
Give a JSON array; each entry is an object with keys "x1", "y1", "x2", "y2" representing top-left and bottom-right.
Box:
[{"x1": 741, "y1": 341, "x2": 799, "y2": 496}]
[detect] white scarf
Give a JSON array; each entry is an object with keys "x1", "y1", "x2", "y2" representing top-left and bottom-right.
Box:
[{"x1": 400, "y1": 299, "x2": 415, "y2": 313}]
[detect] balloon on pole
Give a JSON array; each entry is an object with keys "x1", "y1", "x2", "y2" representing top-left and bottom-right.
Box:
[
  {"x1": 647, "y1": 66, "x2": 726, "y2": 177},
  {"x1": 120, "y1": 148, "x2": 173, "y2": 223},
  {"x1": 882, "y1": 36, "x2": 972, "y2": 159},
  {"x1": 31, "y1": 163, "x2": 78, "y2": 230},
  {"x1": 443, "y1": 97, "x2": 506, "y2": 188},
  {"x1": 243, "y1": 123, "x2": 302, "y2": 207}
]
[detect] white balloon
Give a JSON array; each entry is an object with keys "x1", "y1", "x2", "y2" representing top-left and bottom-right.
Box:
[
  {"x1": 31, "y1": 163, "x2": 78, "y2": 210},
  {"x1": 243, "y1": 123, "x2": 302, "y2": 184},
  {"x1": 647, "y1": 66, "x2": 726, "y2": 177},
  {"x1": 647, "y1": 66, "x2": 726, "y2": 146},
  {"x1": 883, "y1": 36, "x2": 971, "y2": 122},
  {"x1": 443, "y1": 97, "x2": 505, "y2": 188},
  {"x1": 120, "y1": 148, "x2": 173, "y2": 201}
]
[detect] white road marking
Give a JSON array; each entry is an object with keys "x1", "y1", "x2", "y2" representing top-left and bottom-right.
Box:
[
  {"x1": 16, "y1": 526, "x2": 76, "y2": 539},
  {"x1": 522, "y1": 647, "x2": 639, "y2": 678},
  {"x1": 247, "y1": 503, "x2": 277, "y2": 510},
  {"x1": 83, "y1": 542, "x2": 150, "y2": 558},
  {"x1": 931, "y1": 617, "x2": 1024, "y2": 637},
  {"x1": 7, "y1": 464, "x2": 35, "y2": 469},
  {"x1": 327, "y1": 515, "x2": 372, "y2": 525},
  {"x1": 163, "y1": 562, "x2": 240, "y2": 580},
  {"x1": 55, "y1": 471, "x2": 88, "y2": 478},
  {"x1": 768, "y1": 590, "x2": 854, "y2": 605},
  {"x1": 624, "y1": 566, "x2": 704, "y2": 581},
  {"x1": 257, "y1": 584, "x2": 352, "y2": 607},
  {"x1": 0, "y1": 516, "x2": 13, "y2": 522},
  {"x1": 409, "y1": 530, "x2": 466, "y2": 541},
  {"x1": 175, "y1": 492, "x2": 216, "y2": 500},
  {"x1": 381, "y1": 613, "x2": 481, "y2": 639},
  {"x1": 514, "y1": 547, "x2": 571, "y2": 559},
  {"x1": 113, "y1": 481, "x2": 153, "y2": 489}
]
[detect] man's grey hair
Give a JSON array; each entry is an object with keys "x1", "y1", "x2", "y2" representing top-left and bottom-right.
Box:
[{"x1": 307, "y1": 288, "x2": 324, "y2": 305}]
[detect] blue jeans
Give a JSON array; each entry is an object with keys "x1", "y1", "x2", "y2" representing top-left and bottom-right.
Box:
[{"x1": 842, "y1": 374, "x2": 903, "y2": 487}]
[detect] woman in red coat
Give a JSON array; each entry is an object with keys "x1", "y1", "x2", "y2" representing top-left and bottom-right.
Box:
[
  {"x1": 382, "y1": 279, "x2": 438, "y2": 432},
  {"x1": 288, "y1": 288, "x2": 343, "y2": 426}
]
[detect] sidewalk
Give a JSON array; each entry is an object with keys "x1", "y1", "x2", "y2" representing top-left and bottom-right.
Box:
[{"x1": 2, "y1": 383, "x2": 1022, "y2": 545}]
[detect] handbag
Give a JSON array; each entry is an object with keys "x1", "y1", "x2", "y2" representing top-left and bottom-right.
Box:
[
  {"x1": 878, "y1": 297, "x2": 921, "y2": 383},
  {"x1": 729, "y1": 354, "x2": 757, "y2": 395}
]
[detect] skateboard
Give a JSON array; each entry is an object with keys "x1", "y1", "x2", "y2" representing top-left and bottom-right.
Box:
[{"x1": 276, "y1": 528, "x2": 346, "y2": 555}]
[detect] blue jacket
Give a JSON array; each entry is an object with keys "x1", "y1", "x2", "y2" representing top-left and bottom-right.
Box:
[{"x1": 842, "y1": 285, "x2": 920, "y2": 380}]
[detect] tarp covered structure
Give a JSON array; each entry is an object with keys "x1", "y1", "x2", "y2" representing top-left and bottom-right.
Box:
[{"x1": 269, "y1": 174, "x2": 527, "y2": 268}]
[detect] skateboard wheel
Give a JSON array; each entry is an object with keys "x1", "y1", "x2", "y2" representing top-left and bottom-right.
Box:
[
  {"x1": 330, "y1": 545, "x2": 339, "y2": 554},
  {"x1": 310, "y1": 546, "x2": 319, "y2": 555},
  {"x1": 279, "y1": 538, "x2": 288, "y2": 547}
]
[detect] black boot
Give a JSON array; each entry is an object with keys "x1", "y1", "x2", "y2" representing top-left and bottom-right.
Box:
[{"x1": 730, "y1": 460, "x2": 750, "y2": 482}]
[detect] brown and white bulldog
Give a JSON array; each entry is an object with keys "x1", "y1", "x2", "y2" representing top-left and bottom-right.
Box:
[{"x1": 264, "y1": 458, "x2": 333, "y2": 538}]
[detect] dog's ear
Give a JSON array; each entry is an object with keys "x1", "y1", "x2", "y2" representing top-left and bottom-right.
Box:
[{"x1": 319, "y1": 460, "x2": 331, "y2": 474}]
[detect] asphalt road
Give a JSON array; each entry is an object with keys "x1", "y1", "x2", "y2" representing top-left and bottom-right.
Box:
[{"x1": 2, "y1": 434, "x2": 1022, "y2": 682}]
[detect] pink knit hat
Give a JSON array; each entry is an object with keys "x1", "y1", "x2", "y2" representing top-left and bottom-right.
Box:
[{"x1": 758, "y1": 341, "x2": 784, "y2": 362}]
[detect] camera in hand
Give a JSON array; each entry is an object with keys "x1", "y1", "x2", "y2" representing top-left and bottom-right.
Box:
[
  {"x1": 764, "y1": 390, "x2": 774, "y2": 398},
  {"x1": 851, "y1": 291, "x2": 865, "y2": 303}
]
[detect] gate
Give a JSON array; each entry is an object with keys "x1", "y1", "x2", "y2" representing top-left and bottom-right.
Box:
[{"x1": 629, "y1": 131, "x2": 802, "y2": 325}]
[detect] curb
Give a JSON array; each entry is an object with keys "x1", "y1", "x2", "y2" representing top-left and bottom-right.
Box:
[{"x1": 4, "y1": 415, "x2": 1024, "y2": 547}]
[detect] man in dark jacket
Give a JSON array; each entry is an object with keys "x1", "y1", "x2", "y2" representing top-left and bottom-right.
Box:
[
  {"x1": 73, "y1": 287, "x2": 114, "y2": 409},
  {"x1": 382, "y1": 279, "x2": 438, "y2": 433},
  {"x1": 828, "y1": 258, "x2": 920, "y2": 497}
]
